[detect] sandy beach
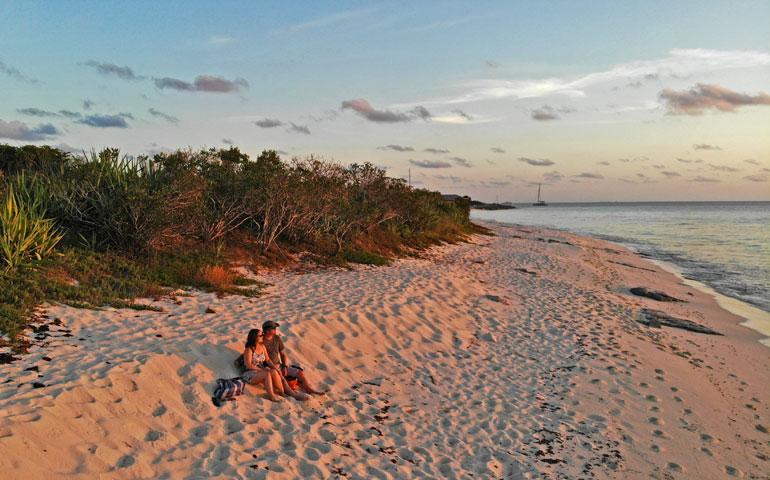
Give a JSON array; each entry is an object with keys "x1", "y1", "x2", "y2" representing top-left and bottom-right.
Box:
[{"x1": 1, "y1": 222, "x2": 768, "y2": 479}]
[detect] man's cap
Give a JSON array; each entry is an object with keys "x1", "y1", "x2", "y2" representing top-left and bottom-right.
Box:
[{"x1": 262, "y1": 320, "x2": 280, "y2": 330}]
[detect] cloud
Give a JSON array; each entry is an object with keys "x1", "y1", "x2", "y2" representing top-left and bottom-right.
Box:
[
  {"x1": 409, "y1": 159, "x2": 451, "y2": 168},
  {"x1": 597, "y1": 160, "x2": 610, "y2": 166},
  {"x1": 434, "y1": 175, "x2": 463, "y2": 183},
  {"x1": 83, "y1": 100, "x2": 95, "y2": 110},
  {"x1": 17, "y1": 108, "x2": 82, "y2": 119},
  {"x1": 744, "y1": 174, "x2": 768, "y2": 182},
  {"x1": 17, "y1": 107, "x2": 58, "y2": 117},
  {"x1": 148, "y1": 108, "x2": 179, "y2": 123},
  {"x1": 287, "y1": 7, "x2": 376, "y2": 31},
  {"x1": 452, "y1": 109, "x2": 472, "y2": 121},
  {"x1": 254, "y1": 118, "x2": 284, "y2": 128},
  {"x1": 660, "y1": 83, "x2": 770, "y2": 115},
  {"x1": 409, "y1": 49, "x2": 770, "y2": 108},
  {"x1": 676, "y1": 157, "x2": 703, "y2": 164},
  {"x1": 661, "y1": 171, "x2": 681, "y2": 177},
  {"x1": 0, "y1": 58, "x2": 39, "y2": 84},
  {"x1": 693, "y1": 144, "x2": 721, "y2": 151},
  {"x1": 708, "y1": 164, "x2": 739, "y2": 172},
  {"x1": 518, "y1": 157, "x2": 555, "y2": 166},
  {"x1": 543, "y1": 171, "x2": 563, "y2": 182},
  {"x1": 377, "y1": 145, "x2": 414, "y2": 152},
  {"x1": 744, "y1": 158, "x2": 760, "y2": 165},
  {"x1": 287, "y1": 122, "x2": 310, "y2": 135},
  {"x1": 0, "y1": 119, "x2": 60, "y2": 141},
  {"x1": 341, "y1": 99, "x2": 430, "y2": 123},
  {"x1": 76, "y1": 113, "x2": 132, "y2": 128},
  {"x1": 531, "y1": 105, "x2": 559, "y2": 121},
  {"x1": 82, "y1": 61, "x2": 143, "y2": 80},
  {"x1": 154, "y1": 75, "x2": 248, "y2": 93},
  {"x1": 424, "y1": 148, "x2": 449, "y2": 154},
  {"x1": 490, "y1": 147, "x2": 505, "y2": 154},
  {"x1": 618, "y1": 156, "x2": 650, "y2": 163},
  {"x1": 485, "y1": 60, "x2": 499, "y2": 69},
  {"x1": 449, "y1": 156, "x2": 472, "y2": 168},
  {"x1": 636, "y1": 173, "x2": 657, "y2": 184},
  {"x1": 575, "y1": 172, "x2": 604, "y2": 179},
  {"x1": 209, "y1": 36, "x2": 234, "y2": 45},
  {"x1": 222, "y1": 138, "x2": 234, "y2": 145},
  {"x1": 58, "y1": 110, "x2": 82, "y2": 119},
  {"x1": 690, "y1": 175, "x2": 720, "y2": 182}
]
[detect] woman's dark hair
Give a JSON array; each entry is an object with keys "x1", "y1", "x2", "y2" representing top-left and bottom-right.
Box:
[{"x1": 245, "y1": 329, "x2": 261, "y2": 349}]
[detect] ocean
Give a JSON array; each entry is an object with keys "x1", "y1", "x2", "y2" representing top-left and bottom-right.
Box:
[{"x1": 471, "y1": 202, "x2": 770, "y2": 343}]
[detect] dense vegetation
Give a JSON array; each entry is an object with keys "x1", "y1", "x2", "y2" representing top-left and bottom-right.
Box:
[{"x1": 0, "y1": 144, "x2": 482, "y2": 346}]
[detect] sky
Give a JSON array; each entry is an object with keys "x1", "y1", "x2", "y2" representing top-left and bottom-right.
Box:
[{"x1": 1, "y1": 0, "x2": 769, "y2": 202}]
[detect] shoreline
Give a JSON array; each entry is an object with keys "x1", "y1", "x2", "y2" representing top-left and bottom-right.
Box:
[
  {"x1": 1, "y1": 222, "x2": 768, "y2": 478},
  {"x1": 476, "y1": 216, "x2": 770, "y2": 347}
]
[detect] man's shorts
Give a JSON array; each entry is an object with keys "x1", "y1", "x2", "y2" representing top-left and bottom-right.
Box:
[{"x1": 283, "y1": 364, "x2": 304, "y2": 378}]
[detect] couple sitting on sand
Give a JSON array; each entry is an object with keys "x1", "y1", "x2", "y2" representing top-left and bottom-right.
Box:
[{"x1": 240, "y1": 320, "x2": 326, "y2": 402}]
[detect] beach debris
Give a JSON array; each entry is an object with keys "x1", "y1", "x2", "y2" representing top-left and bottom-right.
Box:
[
  {"x1": 515, "y1": 268, "x2": 536, "y2": 275},
  {"x1": 205, "y1": 307, "x2": 216, "y2": 314},
  {"x1": 637, "y1": 309, "x2": 722, "y2": 335},
  {"x1": 630, "y1": 287, "x2": 686, "y2": 303},
  {"x1": 481, "y1": 294, "x2": 510, "y2": 304},
  {"x1": 471, "y1": 259, "x2": 488, "y2": 264},
  {"x1": 476, "y1": 331, "x2": 497, "y2": 343},
  {"x1": 0, "y1": 353, "x2": 18, "y2": 364},
  {"x1": 363, "y1": 378, "x2": 383, "y2": 386}
]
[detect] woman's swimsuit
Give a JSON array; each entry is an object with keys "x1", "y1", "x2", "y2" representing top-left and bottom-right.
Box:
[{"x1": 242, "y1": 346, "x2": 268, "y2": 382}]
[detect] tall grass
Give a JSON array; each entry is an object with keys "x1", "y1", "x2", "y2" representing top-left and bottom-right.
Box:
[{"x1": 0, "y1": 175, "x2": 63, "y2": 272}]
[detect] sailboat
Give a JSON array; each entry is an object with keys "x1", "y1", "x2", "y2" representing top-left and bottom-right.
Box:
[{"x1": 533, "y1": 184, "x2": 547, "y2": 206}]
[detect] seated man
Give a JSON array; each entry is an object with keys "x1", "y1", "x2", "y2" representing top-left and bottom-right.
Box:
[{"x1": 261, "y1": 320, "x2": 327, "y2": 395}]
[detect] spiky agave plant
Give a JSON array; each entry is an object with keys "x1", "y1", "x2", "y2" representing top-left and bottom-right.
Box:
[{"x1": 0, "y1": 174, "x2": 63, "y2": 272}]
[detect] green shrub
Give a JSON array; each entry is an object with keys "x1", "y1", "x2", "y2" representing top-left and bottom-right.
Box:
[{"x1": 341, "y1": 249, "x2": 390, "y2": 266}]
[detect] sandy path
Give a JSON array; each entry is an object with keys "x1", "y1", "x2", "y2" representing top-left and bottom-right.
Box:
[{"x1": 0, "y1": 223, "x2": 768, "y2": 479}]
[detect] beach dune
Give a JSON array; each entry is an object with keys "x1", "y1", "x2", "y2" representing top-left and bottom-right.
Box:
[{"x1": 0, "y1": 223, "x2": 768, "y2": 478}]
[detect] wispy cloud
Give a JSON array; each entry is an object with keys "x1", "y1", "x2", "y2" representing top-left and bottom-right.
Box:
[
  {"x1": 222, "y1": 138, "x2": 234, "y2": 145},
  {"x1": 82, "y1": 61, "x2": 143, "y2": 80},
  {"x1": 254, "y1": 119, "x2": 284, "y2": 128},
  {"x1": 661, "y1": 171, "x2": 681, "y2": 177},
  {"x1": 618, "y1": 156, "x2": 650, "y2": 163},
  {"x1": 677, "y1": 157, "x2": 703, "y2": 164},
  {"x1": 449, "y1": 156, "x2": 472, "y2": 168},
  {"x1": 17, "y1": 108, "x2": 83, "y2": 120},
  {"x1": 155, "y1": 75, "x2": 248, "y2": 93},
  {"x1": 0, "y1": 58, "x2": 39, "y2": 84},
  {"x1": 409, "y1": 159, "x2": 451, "y2": 168},
  {"x1": 76, "y1": 113, "x2": 133, "y2": 128},
  {"x1": 413, "y1": 49, "x2": 770, "y2": 106},
  {"x1": 377, "y1": 145, "x2": 414, "y2": 152},
  {"x1": 287, "y1": 7, "x2": 377, "y2": 32},
  {"x1": 209, "y1": 36, "x2": 234, "y2": 45},
  {"x1": 519, "y1": 157, "x2": 555, "y2": 166},
  {"x1": 597, "y1": 160, "x2": 611, "y2": 166},
  {"x1": 82, "y1": 100, "x2": 95, "y2": 110},
  {"x1": 660, "y1": 83, "x2": 770, "y2": 115},
  {"x1": 693, "y1": 144, "x2": 721, "y2": 151},
  {"x1": 424, "y1": 148, "x2": 449, "y2": 154},
  {"x1": 148, "y1": 108, "x2": 179, "y2": 123},
  {"x1": 744, "y1": 174, "x2": 768, "y2": 182},
  {"x1": 543, "y1": 171, "x2": 563, "y2": 182},
  {"x1": 690, "y1": 175, "x2": 720, "y2": 182},
  {"x1": 0, "y1": 119, "x2": 59, "y2": 141},
  {"x1": 287, "y1": 122, "x2": 310, "y2": 135},
  {"x1": 744, "y1": 158, "x2": 760, "y2": 166},
  {"x1": 341, "y1": 99, "x2": 431, "y2": 123},
  {"x1": 490, "y1": 147, "x2": 505, "y2": 154},
  {"x1": 708, "y1": 164, "x2": 739, "y2": 172},
  {"x1": 575, "y1": 172, "x2": 604, "y2": 179}
]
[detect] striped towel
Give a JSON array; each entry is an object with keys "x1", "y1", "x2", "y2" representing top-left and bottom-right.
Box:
[{"x1": 212, "y1": 377, "x2": 247, "y2": 405}]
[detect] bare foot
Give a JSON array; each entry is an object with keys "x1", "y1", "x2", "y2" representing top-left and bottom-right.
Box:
[
  {"x1": 294, "y1": 392, "x2": 310, "y2": 402},
  {"x1": 268, "y1": 395, "x2": 281, "y2": 402}
]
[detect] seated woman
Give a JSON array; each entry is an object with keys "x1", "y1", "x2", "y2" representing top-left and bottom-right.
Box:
[{"x1": 241, "y1": 329, "x2": 308, "y2": 402}]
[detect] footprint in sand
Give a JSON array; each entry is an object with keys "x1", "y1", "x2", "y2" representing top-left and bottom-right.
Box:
[{"x1": 145, "y1": 430, "x2": 164, "y2": 442}]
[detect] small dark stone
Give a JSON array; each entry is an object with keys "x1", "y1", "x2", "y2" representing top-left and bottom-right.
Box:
[
  {"x1": 32, "y1": 382, "x2": 45, "y2": 388},
  {"x1": 0, "y1": 353, "x2": 18, "y2": 364},
  {"x1": 630, "y1": 287, "x2": 685, "y2": 303},
  {"x1": 25, "y1": 366, "x2": 39, "y2": 372},
  {"x1": 41, "y1": 356, "x2": 52, "y2": 362}
]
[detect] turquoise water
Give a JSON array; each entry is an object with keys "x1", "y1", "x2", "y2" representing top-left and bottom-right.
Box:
[{"x1": 471, "y1": 202, "x2": 770, "y2": 316}]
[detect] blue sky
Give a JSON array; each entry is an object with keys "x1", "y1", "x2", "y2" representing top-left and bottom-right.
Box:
[{"x1": 2, "y1": 0, "x2": 769, "y2": 201}]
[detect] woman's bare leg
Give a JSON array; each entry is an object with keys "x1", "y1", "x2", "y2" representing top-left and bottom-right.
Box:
[
  {"x1": 270, "y1": 370, "x2": 286, "y2": 396},
  {"x1": 250, "y1": 370, "x2": 279, "y2": 401},
  {"x1": 280, "y1": 376, "x2": 309, "y2": 401}
]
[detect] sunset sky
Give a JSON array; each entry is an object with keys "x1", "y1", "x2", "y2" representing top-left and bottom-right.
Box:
[{"x1": 2, "y1": 1, "x2": 769, "y2": 202}]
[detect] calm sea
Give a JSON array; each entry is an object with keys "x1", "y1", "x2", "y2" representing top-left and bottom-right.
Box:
[{"x1": 471, "y1": 202, "x2": 770, "y2": 321}]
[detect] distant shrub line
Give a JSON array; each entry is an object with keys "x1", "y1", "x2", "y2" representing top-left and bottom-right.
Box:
[{"x1": 0, "y1": 144, "x2": 482, "y2": 344}]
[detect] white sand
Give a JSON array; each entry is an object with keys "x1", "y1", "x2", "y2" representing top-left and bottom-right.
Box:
[{"x1": 1, "y1": 222, "x2": 768, "y2": 479}]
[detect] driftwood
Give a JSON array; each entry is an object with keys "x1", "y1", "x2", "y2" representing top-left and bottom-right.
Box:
[
  {"x1": 637, "y1": 308, "x2": 722, "y2": 335},
  {"x1": 630, "y1": 287, "x2": 686, "y2": 303}
]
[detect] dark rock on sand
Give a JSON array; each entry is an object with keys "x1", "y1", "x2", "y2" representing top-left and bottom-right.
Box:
[
  {"x1": 630, "y1": 287, "x2": 686, "y2": 303},
  {"x1": 0, "y1": 353, "x2": 18, "y2": 364},
  {"x1": 637, "y1": 308, "x2": 722, "y2": 335}
]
